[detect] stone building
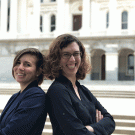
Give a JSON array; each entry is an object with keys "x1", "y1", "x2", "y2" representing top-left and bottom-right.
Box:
[{"x1": 0, "y1": 0, "x2": 135, "y2": 84}]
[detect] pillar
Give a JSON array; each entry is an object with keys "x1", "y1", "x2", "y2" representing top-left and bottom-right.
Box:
[
  {"x1": 64, "y1": 0, "x2": 70, "y2": 32},
  {"x1": 1, "y1": 0, "x2": 8, "y2": 34},
  {"x1": 106, "y1": 52, "x2": 118, "y2": 81},
  {"x1": 55, "y1": 0, "x2": 65, "y2": 36},
  {"x1": 20, "y1": 0, "x2": 27, "y2": 33},
  {"x1": 134, "y1": 52, "x2": 135, "y2": 81},
  {"x1": 43, "y1": 13, "x2": 50, "y2": 35},
  {"x1": 32, "y1": 0, "x2": 40, "y2": 37},
  {"x1": 84, "y1": 45, "x2": 91, "y2": 81},
  {"x1": 10, "y1": 0, "x2": 18, "y2": 34},
  {"x1": 80, "y1": 0, "x2": 91, "y2": 36},
  {"x1": 108, "y1": 0, "x2": 119, "y2": 35}
]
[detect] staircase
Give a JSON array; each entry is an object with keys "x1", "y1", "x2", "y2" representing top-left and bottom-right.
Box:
[
  {"x1": 1, "y1": 109, "x2": 135, "y2": 135},
  {"x1": 113, "y1": 115, "x2": 135, "y2": 135}
]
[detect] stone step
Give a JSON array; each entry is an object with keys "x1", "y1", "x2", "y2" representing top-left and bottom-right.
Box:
[
  {"x1": 115, "y1": 119, "x2": 135, "y2": 127},
  {"x1": 1, "y1": 110, "x2": 135, "y2": 135},
  {"x1": 1, "y1": 88, "x2": 135, "y2": 98},
  {"x1": 113, "y1": 127, "x2": 135, "y2": 135}
]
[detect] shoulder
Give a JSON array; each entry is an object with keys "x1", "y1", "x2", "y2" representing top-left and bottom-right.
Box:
[
  {"x1": 80, "y1": 84, "x2": 97, "y2": 102},
  {"x1": 23, "y1": 86, "x2": 46, "y2": 99},
  {"x1": 26, "y1": 86, "x2": 45, "y2": 94},
  {"x1": 80, "y1": 85, "x2": 92, "y2": 94},
  {"x1": 7, "y1": 92, "x2": 19, "y2": 103},
  {"x1": 47, "y1": 81, "x2": 69, "y2": 97}
]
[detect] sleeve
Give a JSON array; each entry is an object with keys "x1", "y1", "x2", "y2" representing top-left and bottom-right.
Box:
[
  {"x1": 47, "y1": 83, "x2": 95, "y2": 135},
  {"x1": 0, "y1": 88, "x2": 47, "y2": 135},
  {"x1": 82, "y1": 86, "x2": 115, "y2": 135}
]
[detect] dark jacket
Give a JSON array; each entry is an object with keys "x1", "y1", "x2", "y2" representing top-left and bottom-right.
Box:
[
  {"x1": 47, "y1": 75, "x2": 115, "y2": 135},
  {"x1": 0, "y1": 81, "x2": 47, "y2": 135}
]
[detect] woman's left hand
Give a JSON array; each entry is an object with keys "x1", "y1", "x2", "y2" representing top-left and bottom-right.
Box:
[
  {"x1": 85, "y1": 125, "x2": 94, "y2": 132},
  {"x1": 96, "y1": 109, "x2": 103, "y2": 122}
]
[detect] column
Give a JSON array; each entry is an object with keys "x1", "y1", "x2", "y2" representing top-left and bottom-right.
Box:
[
  {"x1": 55, "y1": 0, "x2": 65, "y2": 36},
  {"x1": 108, "y1": 0, "x2": 119, "y2": 35},
  {"x1": 32, "y1": 0, "x2": 40, "y2": 37},
  {"x1": 106, "y1": 52, "x2": 118, "y2": 81},
  {"x1": 64, "y1": 0, "x2": 70, "y2": 32},
  {"x1": 10, "y1": 0, "x2": 18, "y2": 34},
  {"x1": 43, "y1": 13, "x2": 50, "y2": 35},
  {"x1": 20, "y1": 0, "x2": 27, "y2": 33},
  {"x1": 80, "y1": 0, "x2": 91, "y2": 36},
  {"x1": 84, "y1": 45, "x2": 91, "y2": 81},
  {"x1": 1, "y1": 0, "x2": 8, "y2": 34},
  {"x1": 134, "y1": 51, "x2": 135, "y2": 81}
]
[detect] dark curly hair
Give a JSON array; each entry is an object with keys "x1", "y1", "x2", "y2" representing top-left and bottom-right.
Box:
[
  {"x1": 12, "y1": 48, "x2": 46, "y2": 85},
  {"x1": 44, "y1": 34, "x2": 91, "y2": 80}
]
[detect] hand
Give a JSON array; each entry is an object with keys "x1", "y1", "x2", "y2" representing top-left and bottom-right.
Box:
[
  {"x1": 96, "y1": 109, "x2": 103, "y2": 122},
  {"x1": 85, "y1": 125, "x2": 94, "y2": 132}
]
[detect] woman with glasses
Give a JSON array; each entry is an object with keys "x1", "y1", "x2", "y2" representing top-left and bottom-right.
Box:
[{"x1": 45, "y1": 34, "x2": 115, "y2": 135}]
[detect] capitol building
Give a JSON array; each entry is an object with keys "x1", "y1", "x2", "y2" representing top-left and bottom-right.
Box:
[
  {"x1": 0, "y1": 0, "x2": 135, "y2": 83},
  {"x1": 0, "y1": 0, "x2": 135, "y2": 134}
]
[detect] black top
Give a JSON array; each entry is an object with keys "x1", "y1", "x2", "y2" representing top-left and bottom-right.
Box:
[
  {"x1": 0, "y1": 81, "x2": 47, "y2": 135},
  {"x1": 47, "y1": 75, "x2": 115, "y2": 135}
]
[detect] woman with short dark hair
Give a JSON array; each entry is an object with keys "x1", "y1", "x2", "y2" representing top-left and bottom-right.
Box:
[
  {"x1": 0, "y1": 48, "x2": 47, "y2": 135},
  {"x1": 45, "y1": 34, "x2": 115, "y2": 135}
]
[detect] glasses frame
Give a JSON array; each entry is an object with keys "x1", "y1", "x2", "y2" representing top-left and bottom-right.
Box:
[{"x1": 61, "y1": 51, "x2": 82, "y2": 59}]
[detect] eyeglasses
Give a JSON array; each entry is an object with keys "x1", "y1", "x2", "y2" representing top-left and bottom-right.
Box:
[{"x1": 61, "y1": 52, "x2": 82, "y2": 59}]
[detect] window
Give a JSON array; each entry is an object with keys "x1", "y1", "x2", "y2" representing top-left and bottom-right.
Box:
[
  {"x1": 122, "y1": 11, "x2": 128, "y2": 29},
  {"x1": 51, "y1": 15, "x2": 55, "y2": 32},
  {"x1": 127, "y1": 54, "x2": 134, "y2": 75},
  {"x1": 106, "y1": 12, "x2": 109, "y2": 28},
  {"x1": 40, "y1": 15, "x2": 43, "y2": 32},
  {"x1": 51, "y1": 0, "x2": 56, "y2": 2},
  {"x1": 73, "y1": 15, "x2": 82, "y2": 31},
  {"x1": 7, "y1": 0, "x2": 10, "y2": 31},
  {"x1": 41, "y1": 0, "x2": 43, "y2": 3}
]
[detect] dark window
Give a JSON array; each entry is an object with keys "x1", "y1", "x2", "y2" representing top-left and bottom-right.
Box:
[
  {"x1": 7, "y1": 0, "x2": 10, "y2": 31},
  {"x1": 51, "y1": 15, "x2": 55, "y2": 32},
  {"x1": 73, "y1": 15, "x2": 82, "y2": 31},
  {"x1": 122, "y1": 11, "x2": 128, "y2": 29},
  {"x1": 128, "y1": 54, "x2": 134, "y2": 75},
  {"x1": 51, "y1": 0, "x2": 56, "y2": 2},
  {"x1": 40, "y1": 16, "x2": 43, "y2": 32},
  {"x1": 101, "y1": 54, "x2": 105, "y2": 80},
  {"x1": 41, "y1": 0, "x2": 43, "y2": 3},
  {"x1": 106, "y1": 12, "x2": 109, "y2": 28}
]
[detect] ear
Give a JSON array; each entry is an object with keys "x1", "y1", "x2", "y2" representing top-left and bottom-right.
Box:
[{"x1": 36, "y1": 68, "x2": 42, "y2": 76}]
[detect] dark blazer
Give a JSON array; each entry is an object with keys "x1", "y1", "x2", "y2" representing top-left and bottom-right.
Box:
[
  {"x1": 47, "y1": 75, "x2": 115, "y2": 135},
  {"x1": 0, "y1": 81, "x2": 47, "y2": 135}
]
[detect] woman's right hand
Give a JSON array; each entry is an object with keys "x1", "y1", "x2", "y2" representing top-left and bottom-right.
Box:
[{"x1": 96, "y1": 109, "x2": 103, "y2": 122}]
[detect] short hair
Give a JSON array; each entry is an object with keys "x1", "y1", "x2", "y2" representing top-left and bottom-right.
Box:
[
  {"x1": 45, "y1": 34, "x2": 91, "y2": 80},
  {"x1": 12, "y1": 48, "x2": 46, "y2": 85}
]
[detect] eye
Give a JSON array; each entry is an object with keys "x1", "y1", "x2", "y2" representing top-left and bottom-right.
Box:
[
  {"x1": 24, "y1": 62, "x2": 31, "y2": 67},
  {"x1": 74, "y1": 52, "x2": 80, "y2": 56},
  {"x1": 63, "y1": 53, "x2": 70, "y2": 57},
  {"x1": 16, "y1": 61, "x2": 20, "y2": 65},
  {"x1": 26, "y1": 63, "x2": 31, "y2": 67}
]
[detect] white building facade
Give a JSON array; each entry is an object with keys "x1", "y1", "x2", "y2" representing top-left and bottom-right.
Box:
[{"x1": 0, "y1": 0, "x2": 135, "y2": 83}]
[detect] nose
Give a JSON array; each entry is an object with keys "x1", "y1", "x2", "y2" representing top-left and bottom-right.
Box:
[
  {"x1": 18, "y1": 63, "x2": 24, "y2": 70},
  {"x1": 69, "y1": 54, "x2": 75, "y2": 61}
]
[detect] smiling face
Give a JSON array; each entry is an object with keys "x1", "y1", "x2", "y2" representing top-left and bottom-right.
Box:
[
  {"x1": 13, "y1": 54, "x2": 38, "y2": 90},
  {"x1": 60, "y1": 42, "x2": 81, "y2": 80}
]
